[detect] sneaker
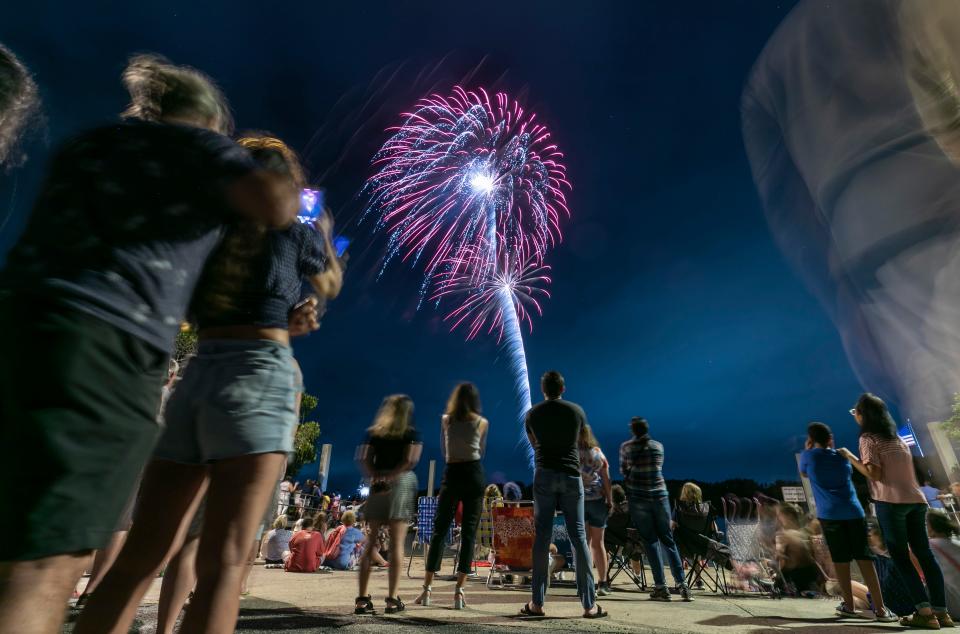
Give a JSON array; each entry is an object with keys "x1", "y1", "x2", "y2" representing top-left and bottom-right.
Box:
[
  {"x1": 835, "y1": 602, "x2": 870, "y2": 619},
  {"x1": 596, "y1": 584, "x2": 610, "y2": 597},
  {"x1": 679, "y1": 586, "x2": 693, "y2": 602},
  {"x1": 936, "y1": 612, "x2": 956, "y2": 628},
  {"x1": 900, "y1": 612, "x2": 942, "y2": 629},
  {"x1": 874, "y1": 608, "x2": 899, "y2": 623},
  {"x1": 649, "y1": 587, "x2": 672, "y2": 602}
]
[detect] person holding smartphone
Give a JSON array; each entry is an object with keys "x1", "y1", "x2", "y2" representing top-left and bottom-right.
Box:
[{"x1": 76, "y1": 135, "x2": 343, "y2": 634}]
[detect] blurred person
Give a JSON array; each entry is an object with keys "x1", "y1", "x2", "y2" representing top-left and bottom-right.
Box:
[
  {"x1": 521, "y1": 371, "x2": 605, "y2": 619},
  {"x1": 262, "y1": 515, "x2": 293, "y2": 567},
  {"x1": 284, "y1": 516, "x2": 323, "y2": 573},
  {"x1": 416, "y1": 383, "x2": 489, "y2": 610},
  {"x1": 927, "y1": 512, "x2": 960, "y2": 620},
  {"x1": 503, "y1": 482, "x2": 523, "y2": 503},
  {"x1": 324, "y1": 511, "x2": 364, "y2": 571},
  {"x1": 578, "y1": 424, "x2": 614, "y2": 596},
  {"x1": 840, "y1": 393, "x2": 950, "y2": 628},
  {"x1": 774, "y1": 504, "x2": 822, "y2": 595},
  {"x1": 0, "y1": 53, "x2": 300, "y2": 634},
  {"x1": 354, "y1": 395, "x2": 422, "y2": 615},
  {"x1": 621, "y1": 416, "x2": 691, "y2": 602},
  {"x1": 0, "y1": 42, "x2": 40, "y2": 169},
  {"x1": 478, "y1": 483, "x2": 503, "y2": 559},
  {"x1": 800, "y1": 421, "x2": 895, "y2": 621},
  {"x1": 76, "y1": 134, "x2": 342, "y2": 634},
  {"x1": 923, "y1": 480, "x2": 946, "y2": 511},
  {"x1": 870, "y1": 519, "x2": 922, "y2": 618}
]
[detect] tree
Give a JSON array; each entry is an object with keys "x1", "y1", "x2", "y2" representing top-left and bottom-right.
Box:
[
  {"x1": 939, "y1": 393, "x2": 960, "y2": 441},
  {"x1": 287, "y1": 392, "x2": 322, "y2": 477}
]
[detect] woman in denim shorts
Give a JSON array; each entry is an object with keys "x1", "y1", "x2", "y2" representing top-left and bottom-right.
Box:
[
  {"x1": 579, "y1": 424, "x2": 614, "y2": 596},
  {"x1": 77, "y1": 136, "x2": 343, "y2": 634}
]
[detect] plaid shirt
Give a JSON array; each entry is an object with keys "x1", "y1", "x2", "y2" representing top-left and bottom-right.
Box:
[{"x1": 619, "y1": 434, "x2": 667, "y2": 500}]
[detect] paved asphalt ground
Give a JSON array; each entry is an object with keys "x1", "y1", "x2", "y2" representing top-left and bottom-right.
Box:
[{"x1": 64, "y1": 561, "x2": 912, "y2": 633}]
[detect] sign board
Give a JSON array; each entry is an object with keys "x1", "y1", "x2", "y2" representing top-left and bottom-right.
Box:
[{"x1": 782, "y1": 486, "x2": 806, "y2": 503}]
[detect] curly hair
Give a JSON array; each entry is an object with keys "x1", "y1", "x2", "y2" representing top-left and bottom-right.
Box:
[
  {"x1": 121, "y1": 53, "x2": 233, "y2": 134},
  {"x1": 0, "y1": 43, "x2": 41, "y2": 169}
]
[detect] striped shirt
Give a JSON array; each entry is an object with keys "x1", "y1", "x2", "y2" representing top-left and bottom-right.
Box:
[
  {"x1": 858, "y1": 433, "x2": 925, "y2": 504},
  {"x1": 619, "y1": 435, "x2": 667, "y2": 500}
]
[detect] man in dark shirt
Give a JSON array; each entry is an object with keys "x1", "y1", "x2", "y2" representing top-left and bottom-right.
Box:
[
  {"x1": 522, "y1": 371, "x2": 605, "y2": 618},
  {"x1": 0, "y1": 55, "x2": 298, "y2": 634}
]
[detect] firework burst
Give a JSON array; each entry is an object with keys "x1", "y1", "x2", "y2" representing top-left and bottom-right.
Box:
[{"x1": 364, "y1": 86, "x2": 570, "y2": 468}]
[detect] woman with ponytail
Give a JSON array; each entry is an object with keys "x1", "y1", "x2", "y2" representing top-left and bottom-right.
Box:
[{"x1": 76, "y1": 133, "x2": 342, "y2": 634}]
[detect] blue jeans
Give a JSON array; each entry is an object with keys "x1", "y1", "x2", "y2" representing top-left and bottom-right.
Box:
[
  {"x1": 532, "y1": 469, "x2": 595, "y2": 610},
  {"x1": 629, "y1": 496, "x2": 686, "y2": 590},
  {"x1": 875, "y1": 502, "x2": 946, "y2": 612}
]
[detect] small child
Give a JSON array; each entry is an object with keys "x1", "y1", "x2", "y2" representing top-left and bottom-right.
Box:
[{"x1": 799, "y1": 421, "x2": 897, "y2": 622}]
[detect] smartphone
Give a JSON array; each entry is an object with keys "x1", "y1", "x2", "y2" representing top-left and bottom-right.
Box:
[{"x1": 297, "y1": 188, "x2": 325, "y2": 223}]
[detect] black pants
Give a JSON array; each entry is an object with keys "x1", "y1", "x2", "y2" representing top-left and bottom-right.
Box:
[{"x1": 425, "y1": 460, "x2": 485, "y2": 574}]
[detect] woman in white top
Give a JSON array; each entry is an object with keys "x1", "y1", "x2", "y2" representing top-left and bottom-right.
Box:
[
  {"x1": 262, "y1": 515, "x2": 293, "y2": 565},
  {"x1": 416, "y1": 383, "x2": 488, "y2": 610}
]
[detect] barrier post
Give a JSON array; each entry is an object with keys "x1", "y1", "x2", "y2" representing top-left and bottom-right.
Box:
[
  {"x1": 318, "y1": 443, "x2": 332, "y2": 492},
  {"x1": 427, "y1": 459, "x2": 436, "y2": 498}
]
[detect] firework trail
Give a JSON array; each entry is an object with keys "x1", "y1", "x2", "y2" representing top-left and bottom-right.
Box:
[{"x1": 363, "y1": 86, "x2": 569, "y2": 468}]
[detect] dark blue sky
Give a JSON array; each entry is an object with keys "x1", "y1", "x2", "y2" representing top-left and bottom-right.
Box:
[{"x1": 1, "y1": 1, "x2": 867, "y2": 491}]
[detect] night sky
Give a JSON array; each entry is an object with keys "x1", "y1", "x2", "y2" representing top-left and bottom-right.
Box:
[{"x1": 1, "y1": 1, "x2": 868, "y2": 492}]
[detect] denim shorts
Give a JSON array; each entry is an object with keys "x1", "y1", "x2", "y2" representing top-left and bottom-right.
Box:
[
  {"x1": 584, "y1": 498, "x2": 610, "y2": 529},
  {"x1": 155, "y1": 339, "x2": 298, "y2": 463}
]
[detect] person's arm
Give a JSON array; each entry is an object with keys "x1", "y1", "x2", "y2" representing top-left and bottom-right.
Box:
[
  {"x1": 838, "y1": 447, "x2": 882, "y2": 481},
  {"x1": 525, "y1": 415, "x2": 537, "y2": 451},
  {"x1": 599, "y1": 453, "x2": 613, "y2": 511},
  {"x1": 306, "y1": 213, "x2": 344, "y2": 300},
  {"x1": 619, "y1": 442, "x2": 631, "y2": 479},
  {"x1": 440, "y1": 417, "x2": 447, "y2": 463},
  {"x1": 227, "y1": 170, "x2": 299, "y2": 229},
  {"x1": 478, "y1": 418, "x2": 489, "y2": 458},
  {"x1": 355, "y1": 443, "x2": 376, "y2": 479}
]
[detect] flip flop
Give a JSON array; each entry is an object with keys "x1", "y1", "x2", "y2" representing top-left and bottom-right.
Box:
[
  {"x1": 584, "y1": 605, "x2": 609, "y2": 619},
  {"x1": 519, "y1": 603, "x2": 545, "y2": 617}
]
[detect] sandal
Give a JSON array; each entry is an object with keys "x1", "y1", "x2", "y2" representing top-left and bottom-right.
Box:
[
  {"x1": 385, "y1": 596, "x2": 405, "y2": 614},
  {"x1": 354, "y1": 595, "x2": 375, "y2": 615},
  {"x1": 584, "y1": 605, "x2": 609, "y2": 619},
  {"x1": 415, "y1": 586, "x2": 432, "y2": 607},
  {"x1": 454, "y1": 588, "x2": 466, "y2": 610},
  {"x1": 519, "y1": 602, "x2": 545, "y2": 617}
]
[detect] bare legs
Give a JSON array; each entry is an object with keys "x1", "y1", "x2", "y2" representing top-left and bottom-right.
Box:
[
  {"x1": 78, "y1": 531, "x2": 129, "y2": 599},
  {"x1": 357, "y1": 520, "x2": 383, "y2": 606},
  {"x1": 156, "y1": 534, "x2": 199, "y2": 634},
  {"x1": 587, "y1": 525, "x2": 608, "y2": 586},
  {"x1": 179, "y1": 452, "x2": 286, "y2": 634},
  {"x1": 0, "y1": 552, "x2": 91, "y2": 634},
  {"x1": 75, "y1": 459, "x2": 208, "y2": 634},
  {"x1": 387, "y1": 520, "x2": 408, "y2": 600}
]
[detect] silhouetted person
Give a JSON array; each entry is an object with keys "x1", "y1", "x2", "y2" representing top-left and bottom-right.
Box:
[
  {"x1": 620, "y1": 417, "x2": 691, "y2": 602},
  {"x1": 521, "y1": 370, "x2": 605, "y2": 619},
  {"x1": 0, "y1": 53, "x2": 297, "y2": 634}
]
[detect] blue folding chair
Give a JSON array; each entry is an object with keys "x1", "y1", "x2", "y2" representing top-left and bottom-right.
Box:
[{"x1": 407, "y1": 497, "x2": 454, "y2": 578}]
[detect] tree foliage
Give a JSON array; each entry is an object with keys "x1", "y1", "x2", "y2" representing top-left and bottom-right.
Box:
[
  {"x1": 940, "y1": 393, "x2": 960, "y2": 441},
  {"x1": 287, "y1": 392, "x2": 322, "y2": 477}
]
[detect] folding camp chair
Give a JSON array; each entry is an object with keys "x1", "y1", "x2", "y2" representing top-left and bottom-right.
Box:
[
  {"x1": 604, "y1": 505, "x2": 648, "y2": 591},
  {"x1": 605, "y1": 527, "x2": 648, "y2": 591},
  {"x1": 406, "y1": 496, "x2": 452, "y2": 578},
  {"x1": 720, "y1": 497, "x2": 780, "y2": 598},
  {"x1": 487, "y1": 502, "x2": 535, "y2": 588},
  {"x1": 675, "y1": 501, "x2": 730, "y2": 594}
]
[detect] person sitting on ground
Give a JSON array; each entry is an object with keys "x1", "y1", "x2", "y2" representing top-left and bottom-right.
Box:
[
  {"x1": 927, "y1": 511, "x2": 960, "y2": 620},
  {"x1": 868, "y1": 519, "x2": 916, "y2": 618},
  {"x1": 774, "y1": 504, "x2": 823, "y2": 596},
  {"x1": 503, "y1": 482, "x2": 523, "y2": 504},
  {"x1": 800, "y1": 421, "x2": 896, "y2": 621},
  {"x1": 325, "y1": 511, "x2": 365, "y2": 571},
  {"x1": 285, "y1": 515, "x2": 324, "y2": 573},
  {"x1": 262, "y1": 515, "x2": 293, "y2": 567}
]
